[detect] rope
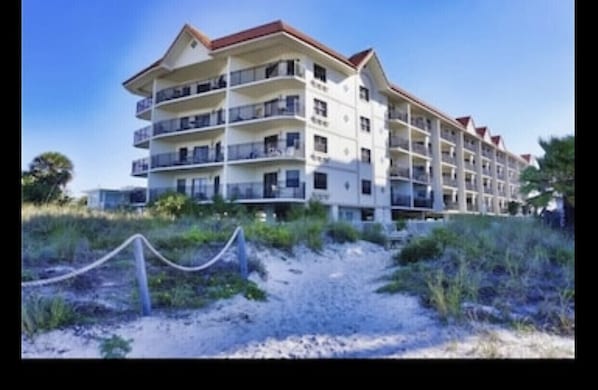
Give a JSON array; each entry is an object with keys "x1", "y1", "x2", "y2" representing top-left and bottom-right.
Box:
[
  {"x1": 21, "y1": 234, "x2": 141, "y2": 287},
  {"x1": 21, "y1": 227, "x2": 242, "y2": 287},
  {"x1": 139, "y1": 227, "x2": 241, "y2": 272}
]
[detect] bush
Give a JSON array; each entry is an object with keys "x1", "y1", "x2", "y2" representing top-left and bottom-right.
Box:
[
  {"x1": 395, "y1": 236, "x2": 441, "y2": 265},
  {"x1": 99, "y1": 335, "x2": 133, "y2": 359},
  {"x1": 326, "y1": 221, "x2": 358, "y2": 243},
  {"x1": 360, "y1": 223, "x2": 387, "y2": 246},
  {"x1": 395, "y1": 218, "x2": 407, "y2": 231},
  {"x1": 507, "y1": 201, "x2": 520, "y2": 216},
  {"x1": 150, "y1": 192, "x2": 196, "y2": 218},
  {"x1": 22, "y1": 295, "x2": 76, "y2": 336},
  {"x1": 245, "y1": 222, "x2": 295, "y2": 251},
  {"x1": 287, "y1": 199, "x2": 328, "y2": 221}
]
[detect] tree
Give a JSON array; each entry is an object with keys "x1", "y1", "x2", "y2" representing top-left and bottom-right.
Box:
[
  {"x1": 519, "y1": 135, "x2": 574, "y2": 227},
  {"x1": 507, "y1": 201, "x2": 520, "y2": 216},
  {"x1": 22, "y1": 152, "x2": 74, "y2": 204}
]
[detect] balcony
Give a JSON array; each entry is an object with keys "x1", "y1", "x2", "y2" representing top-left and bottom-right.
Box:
[
  {"x1": 482, "y1": 148, "x2": 493, "y2": 159},
  {"x1": 231, "y1": 60, "x2": 304, "y2": 86},
  {"x1": 496, "y1": 154, "x2": 506, "y2": 164},
  {"x1": 442, "y1": 176, "x2": 458, "y2": 187},
  {"x1": 483, "y1": 186, "x2": 493, "y2": 194},
  {"x1": 412, "y1": 170, "x2": 430, "y2": 184},
  {"x1": 156, "y1": 74, "x2": 226, "y2": 105},
  {"x1": 497, "y1": 190, "x2": 507, "y2": 197},
  {"x1": 136, "y1": 97, "x2": 152, "y2": 119},
  {"x1": 133, "y1": 125, "x2": 152, "y2": 147},
  {"x1": 227, "y1": 182, "x2": 305, "y2": 201},
  {"x1": 131, "y1": 158, "x2": 149, "y2": 177},
  {"x1": 411, "y1": 142, "x2": 430, "y2": 157},
  {"x1": 463, "y1": 161, "x2": 476, "y2": 171},
  {"x1": 151, "y1": 149, "x2": 224, "y2": 170},
  {"x1": 388, "y1": 109, "x2": 408, "y2": 123},
  {"x1": 465, "y1": 181, "x2": 476, "y2": 191},
  {"x1": 391, "y1": 194, "x2": 411, "y2": 207},
  {"x1": 466, "y1": 203, "x2": 476, "y2": 212},
  {"x1": 230, "y1": 60, "x2": 304, "y2": 93},
  {"x1": 149, "y1": 185, "x2": 222, "y2": 203},
  {"x1": 445, "y1": 201, "x2": 459, "y2": 210},
  {"x1": 154, "y1": 110, "x2": 225, "y2": 138},
  {"x1": 228, "y1": 139, "x2": 304, "y2": 162},
  {"x1": 464, "y1": 140, "x2": 477, "y2": 152},
  {"x1": 410, "y1": 116, "x2": 431, "y2": 133},
  {"x1": 440, "y1": 131, "x2": 458, "y2": 144},
  {"x1": 482, "y1": 167, "x2": 492, "y2": 176},
  {"x1": 229, "y1": 99, "x2": 303, "y2": 125},
  {"x1": 389, "y1": 166, "x2": 410, "y2": 180},
  {"x1": 497, "y1": 171, "x2": 506, "y2": 180},
  {"x1": 389, "y1": 136, "x2": 409, "y2": 150},
  {"x1": 441, "y1": 153, "x2": 456, "y2": 165},
  {"x1": 414, "y1": 197, "x2": 433, "y2": 208}
]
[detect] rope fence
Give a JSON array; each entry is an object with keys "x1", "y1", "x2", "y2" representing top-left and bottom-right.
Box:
[{"x1": 21, "y1": 227, "x2": 248, "y2": 316}]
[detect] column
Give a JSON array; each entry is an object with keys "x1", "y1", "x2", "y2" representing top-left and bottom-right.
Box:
[{"x1": 431, "y1": 119, "x2": 443, "y2": 212}]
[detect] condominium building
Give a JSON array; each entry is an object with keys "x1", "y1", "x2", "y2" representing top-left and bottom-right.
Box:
[{"x1": 123, "y1": 20, "x2": 530, "y2": 222}]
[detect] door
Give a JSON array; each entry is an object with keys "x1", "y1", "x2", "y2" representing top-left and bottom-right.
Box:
[
  {"x1": 178, "y1": 148, "x2": 188, "y2": 165},
  {"x1": 264, "y1": 135, "x2": 279, "y2": 156},
  {"x1": 215, "y1": 142, "x2": 222, "y2": 162},
  {"x1": 193, "y1": 146, "x2": 209, "y2": 163},
  {"x1": 286, "y1": 132, "x2": 300, "y2": 148},
  {"x1": 176, "y1": 179, "x2": 186, "y2": 195},
  {"x1": 264, "y1": 98, "x2": 278, "y2": 117},
  {"x1": 214, "y1": 175, "x2": 220, "y2": 196},
  {"x1": 191, "y1": 178, "x2": 207, "y2": 200},
  {"x1": 264, "y1": 172, "x2": 278, "y2": 198},
  {"x1": 286, "y1": 95, "x2": 299, "y2": 114}
]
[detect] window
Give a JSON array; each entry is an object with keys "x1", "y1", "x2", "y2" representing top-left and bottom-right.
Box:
[
  {"x1": 359, "y1": 86, "x2": 370, "y2": 101},
  {"x1": 361, "y1": 180, "x2": 372, "y2": 195},
  {"x1": 360, "y1": 116, "x2": 371, "y2": 132},
  {"x1": 314, "y1": 63, "x2": 327, "y2": 83},
  {"x1": 286, "y1": 170, "x2": 300, "y2": 188},
  {"x1": 287, "y1": 132, "x2": 300, "y2": 148},
  {"x1": 314, "y1": 98, "x2": 328, "y2": 117},
  {"x1": 314, "y1": 135, "x2": 328, "y2": 153},
  {"x1": 314, "y1": 172, "x2": 327, "y2": 190},
  {"x1": 361, "y1": 148, "x2": 371, "y2": 163}
]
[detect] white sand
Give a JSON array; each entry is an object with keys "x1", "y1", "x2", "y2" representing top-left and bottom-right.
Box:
[{"x1": 21, "y1": 241, "x2": 574, "y2": 358}]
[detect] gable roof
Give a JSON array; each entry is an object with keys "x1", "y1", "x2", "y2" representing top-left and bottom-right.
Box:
[
  {"x1": 348, "y1": 48, "x2": 374, "y2": 67},
  {"x1": 476, "y1": 126, "x2": 488, "y2": 138},
  {"x1": 455, "y1": 116, "x2": 472, "y2": 127},
  {"x1": 521, "y1": 154, "x2": 532, "y2": 163}
]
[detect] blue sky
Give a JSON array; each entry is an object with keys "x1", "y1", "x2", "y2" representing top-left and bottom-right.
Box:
[{"x1": 22, "y1": 0, "x2": 574, "y2": 197}]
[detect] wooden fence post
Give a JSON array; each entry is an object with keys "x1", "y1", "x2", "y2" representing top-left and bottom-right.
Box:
[
  {"x1": 237, "y1": 228, "x2": 248, "y2": 279},
  {"x1": 133, "y1": 237, "x2": 152, "y2": 316}
]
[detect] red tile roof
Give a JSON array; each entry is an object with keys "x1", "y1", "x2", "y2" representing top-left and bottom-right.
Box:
[
  {"x1": 211, "y1": 20, "x2": 356, "y2": 67},
  {"x1": 491, "y1": 135, "x2": 501, "y2": 145},
  {"x1": 348, "y1": 48, "x2": 373, "y2": 67},
  {"x1": 476, "y1": 126, "x2": 488, "y2": 137},
  {"x1": 455, "y1": 116, "x2": 472, "y2": 127}
]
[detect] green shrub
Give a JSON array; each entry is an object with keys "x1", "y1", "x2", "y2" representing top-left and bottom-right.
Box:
[
  {"x1": 21, "y1": 295, "x2": 76, "y2": 336},
  {"x1": 99, "y1": 335, "x2": 133, "y2": 359},
  {"x1": 288, "y1": 218, "x2": 325, "y2": 251},
  {"x1": 245, "y1": 222, "x2": 295, "y2": 251},
  {"x1": 150, "y1": 192, "x2": 196, "y2": 218},
  {"x1": 305, "y1": 199, "x2": 328, "y2": 220},
  {"x1": 395, "y1": 236, "x2": 441, "y2": 264},
  {"x1": 360, "y1": 223, "x2": 387, "y2": 246},
  {"x1": 326, "y1": 221, "x2": 359, "y2": 243},
  {"x1": 395, "y1": 218, "x2": 407, "y2": 231}
]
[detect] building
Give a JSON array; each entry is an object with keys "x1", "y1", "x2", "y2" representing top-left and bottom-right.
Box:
[
  {"x1": 123, "y1": 20, "x2": 530, "y2": 222},
  {"x1": 85, "y1": 187, "x2": 146, "y2": 211}
]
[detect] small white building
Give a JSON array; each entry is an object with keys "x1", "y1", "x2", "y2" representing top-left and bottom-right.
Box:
[{"x1": 84, "y1": 187, "x2": 146, "y2": 211}]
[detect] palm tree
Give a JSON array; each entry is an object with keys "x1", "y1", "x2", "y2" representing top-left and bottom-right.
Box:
[
  {"x1": 520, "y1": 135, "x2": 574, "y2": 227},
  {"x1": 26, "y1": 152, "x2": 74, "y2": 203}
]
